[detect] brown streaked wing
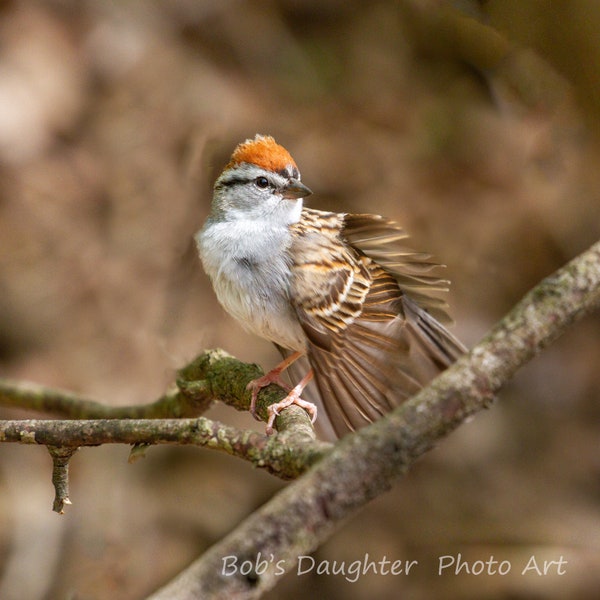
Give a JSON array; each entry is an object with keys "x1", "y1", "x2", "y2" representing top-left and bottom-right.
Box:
[
  {"x1": 342, "y1": 213, "x2": 454, "y2": 324},
  {"x1": 289, "y1": 210, "x2": 466, "y2": 437}
]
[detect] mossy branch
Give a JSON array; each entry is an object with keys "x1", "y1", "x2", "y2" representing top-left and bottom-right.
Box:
[
  {"x1": 0, "y1": 349, "x2": 330, "y2": 486},
  {"x1": 0, "y1": 348, "x2": 313, "y2": 429}
]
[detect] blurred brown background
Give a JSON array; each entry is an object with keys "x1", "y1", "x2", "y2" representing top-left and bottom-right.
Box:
[{"x1": 0, "y1": 1, "x2": 599, "y2": 598}]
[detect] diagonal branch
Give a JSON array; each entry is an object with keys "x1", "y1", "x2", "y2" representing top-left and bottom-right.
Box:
[
  {"x1": 0, "y1": 239, "x2": 598, "y2": 598},
  {"x1": 147, "y1": 240, "x2": 600, "y2": 600}
]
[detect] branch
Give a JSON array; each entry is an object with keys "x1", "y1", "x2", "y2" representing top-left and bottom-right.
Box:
[
  {"x1": 1, "y1": 239, "x2": 598, "y2": 596},
  {"x1": 147, "y1": 241, "x2": 600, "y2": 600},
  {"x1": 0, "y1": 349, "x2": 330, "y2": 487},
  {"x1": 0, "y1": 348, "x2": 313, "y2": 428},
  {"x1": 0, "y1": 416, "x2": 329, "y2": 480},
  {"x1": 0, "y1": 350, "x2": 234, "y2": 419}
]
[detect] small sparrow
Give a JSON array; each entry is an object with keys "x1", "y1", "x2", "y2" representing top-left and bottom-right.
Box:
[{"x1": 197, "y1": 135, "x2": 465, "y2": 437}]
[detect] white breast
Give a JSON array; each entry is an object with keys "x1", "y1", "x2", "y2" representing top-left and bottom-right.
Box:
[{"x1": 196, "y1": 218, "x2": 307, "y2": 351}]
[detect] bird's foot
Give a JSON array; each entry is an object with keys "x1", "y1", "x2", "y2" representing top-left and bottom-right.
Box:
[
  {"x1": 265, "y1": 370, "x2": 316, "y2": 435},
  {"x1": 246, "y1": 371, "x2": 292, "y2": 420},
  {"x1": 246, "y1": 351, "x2": 304, "y2": 420}
]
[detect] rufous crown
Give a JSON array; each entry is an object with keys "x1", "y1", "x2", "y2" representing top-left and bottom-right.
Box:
[{"x1": 226, "y1": 134, "x2": 297, "y2": 175}]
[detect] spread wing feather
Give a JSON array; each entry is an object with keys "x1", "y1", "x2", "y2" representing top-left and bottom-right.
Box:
[
  {"x1": 288, "y1": 209, "x2": 466, "y2": 438},
  {"x1": 343, "y1": 213, "x2": 454, "y2": 324}
]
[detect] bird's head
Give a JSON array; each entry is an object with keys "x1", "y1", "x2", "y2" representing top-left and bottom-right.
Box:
[{"x1": 211, "y1": 134, "x2": 312, "y2": 224}]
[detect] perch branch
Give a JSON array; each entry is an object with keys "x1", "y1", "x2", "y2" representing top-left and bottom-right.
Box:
[{"x1": 0, "y1": 348, "x2": 313, "y2": 431}]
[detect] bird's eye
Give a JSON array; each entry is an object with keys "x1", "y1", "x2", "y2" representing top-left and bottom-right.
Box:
[{"x1": 255, "y1": 176, "x2": 269, "y2": 189}]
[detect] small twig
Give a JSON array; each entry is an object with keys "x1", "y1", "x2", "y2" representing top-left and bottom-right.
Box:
[{"x1": 47, "y1": 446, "x2": 78, "y2": 514}]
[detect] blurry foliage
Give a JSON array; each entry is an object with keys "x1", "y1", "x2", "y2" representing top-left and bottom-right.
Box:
[{"x1": 0, "y1": 1, "x2": 599, "y2": 598}]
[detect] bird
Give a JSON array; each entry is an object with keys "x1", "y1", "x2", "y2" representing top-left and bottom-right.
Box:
[{"x1": 196, "y1": 134, "x2": 466, "y2": 437}]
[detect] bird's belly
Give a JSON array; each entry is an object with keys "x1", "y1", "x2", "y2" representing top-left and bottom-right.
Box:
[{"x1": 212, "y1": 263, "x2": 306, "y2": 352}]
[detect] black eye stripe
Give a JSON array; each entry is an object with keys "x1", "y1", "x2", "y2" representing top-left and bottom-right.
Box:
[
  {"x1": 218, "y1": 174, "x2": 274, "y2": 188},
  {"x1": 217, "y1": 171, "x2": 297, "y2": 190},
  {"x1": 217, "y1": 175, "x2": 253, "y2": 188}
]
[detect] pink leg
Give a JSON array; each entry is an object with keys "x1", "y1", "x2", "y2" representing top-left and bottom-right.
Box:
[
  {"x1": 266, "y1": 370, "x2": 316, "y2": 435},
  {"x1": 246, "y1": 351, "x2": 304, "y2": 418}
]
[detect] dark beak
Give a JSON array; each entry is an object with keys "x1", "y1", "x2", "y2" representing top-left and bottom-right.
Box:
[{"x1": 282, "y1": 178, "x2": 312, "y2": 199}]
